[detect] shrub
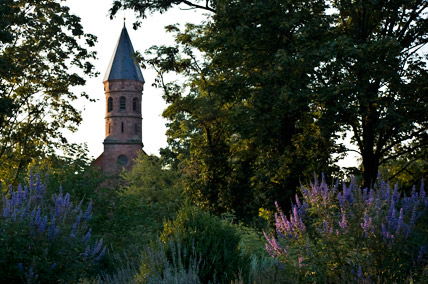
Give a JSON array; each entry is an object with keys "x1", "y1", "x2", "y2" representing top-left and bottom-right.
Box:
[
  {"x1": 96, "y1": 241, "x2": 201, "y2": 284},
  {"x1": 0, "y1": 173, "x2": 106, "y2": 283},
  {"x1": 160, "y1": 206, "x2": 248, "y2": 283},
  {"x1": 265, "y1": 175, "x2": 428, "y2": 283},
  {"x1": 137, "y1": 241, "x2": 201, "y2": 284},
  {"x1": 101, "y1": 154, "x2": 183, "y2": 253}
]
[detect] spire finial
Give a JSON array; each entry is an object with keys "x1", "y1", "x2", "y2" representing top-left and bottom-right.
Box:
[{"x1": 122, "y1": 0, "x2": 126, "y2": 27}]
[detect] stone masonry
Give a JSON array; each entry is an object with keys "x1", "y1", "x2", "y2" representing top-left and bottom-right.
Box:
[{"x1": 93, "y1": 25, "x2": 145, "y2": 173}]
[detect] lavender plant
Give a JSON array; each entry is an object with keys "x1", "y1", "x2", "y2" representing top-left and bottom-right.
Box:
[
  {"x1": 265, "y1": 175, "x2": 428, "y2": 283},
  {"x1": 0, "y1": 173, "x2": 105, "y2": 283}
]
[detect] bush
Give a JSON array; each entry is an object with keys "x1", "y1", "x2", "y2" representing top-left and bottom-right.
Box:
[
  {"x1": 96, "y1": 241, "x2": 201, "y2": 284},
  {"x1": 101, "y1": 154, "x2": 184, "y2": 253},
  {"x1": 265, "y1": 175, "x2": 428, "y2": 283},
  {"x1": 160, "y1": 206, "x2": 248, "y2": 283},
  {"x1": 0, "y1": 173, "x2": 106, "y2": 283},
  {"x1": 138, "y1": 241, "x2": 201, "y2": 284}
]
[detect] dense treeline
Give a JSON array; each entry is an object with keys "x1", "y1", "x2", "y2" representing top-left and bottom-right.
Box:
[{"x1": 113, "y1": 0, "x2": 428, "y2": 220}]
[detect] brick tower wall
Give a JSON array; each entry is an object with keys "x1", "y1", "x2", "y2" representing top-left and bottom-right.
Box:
[{"x1": 102, "y1": 79, "x2": 144, "y2": 173}]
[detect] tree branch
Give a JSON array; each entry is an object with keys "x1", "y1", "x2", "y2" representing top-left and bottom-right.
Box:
[
  {"x1": 386, "y1": 156, "x2": 420, "y2": 181},
  {"x1": 379, "y1": 128, "x2": 426, "y2": 157},
  {"x1": 380, "y1": 140, "x2": 427, "y2": 165},
  {"x1": 181, "y1": 0, "x2": 216, "y2": 13}
]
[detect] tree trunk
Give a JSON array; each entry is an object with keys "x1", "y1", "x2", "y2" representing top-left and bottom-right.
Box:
[
  {"x1": 361, "y1": 151, "x2": 379, "y2": 189},
  {"x1": 360, "y1": 98, "x2": 380, "y2": 189}
]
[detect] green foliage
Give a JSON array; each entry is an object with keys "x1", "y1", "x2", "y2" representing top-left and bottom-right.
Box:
[
  {"x1": 379, "y1": 149, "x2": 428, "y2": 192},
  {"x1": 120, "y1": 0, "x2": 428, "y2": 219},
  {"x1": 316, "y1": 0, "x2": 428, "y2": 187},
  {"x1": 0, "y1": 174, "x2": 106, "y2": 283},
  {"x1": 24, "y1": 144, "x2": 104, "y2": 199},
  {"x1": 232, "y1": 222, "x2": 292, "y2": 284},
  {"x1": 94, "y1": 241, "x2": 202, "y2": 284},
  {"x1": 95, "y1": 153, "x2": 184, "y2": 253},
  {"x1": 0, "y1": 0, "x2": 98, "y2": 186},
  {"x1": 134, "y1": 0, "x2": 337, "y2": 222},
  {"x1": 265, "y1": 176, "x2": 428, "y2": 283},
  {"x1": 136, "y1": 242, "x2": 201, "y2": 284},
  {"x1": 11, "y1": 146, "x2": 114, "y2": 249},
  {"x1": 110, "y1": 0, "x2": 216, "y2": 28},
  {"x1": 160, "y1": 206, "x2": 248, "y2": 283}
]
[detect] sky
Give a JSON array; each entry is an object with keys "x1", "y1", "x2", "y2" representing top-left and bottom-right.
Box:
[
  {"x1": 64, "y1": 0, "x2": 206, "y2": 159},
  {"x1": 63, "y1": 0, "x2": 362, "y2": 167}
]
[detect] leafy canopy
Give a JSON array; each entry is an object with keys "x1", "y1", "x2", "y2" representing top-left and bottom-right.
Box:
[
  {"x1": 315, "y1": 0, "x2": 428, "y2": 188},
  {"x1": 115, "y1": 0, "x2": 427, "y2": 220},
  {"x1": 0, "y1": 0, "x2": 98, "y2": 186}
]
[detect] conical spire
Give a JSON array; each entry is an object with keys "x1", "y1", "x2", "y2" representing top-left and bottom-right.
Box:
[{"x1": 103, "y1": 24, "x2": 145, "y2": 82}]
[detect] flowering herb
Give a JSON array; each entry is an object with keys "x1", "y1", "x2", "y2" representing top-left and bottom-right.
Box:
[
  {"x1": 265, "y1": 175, "x2": 428, "y2": 283},
  {"x1": 0, "y1": 173, "x2": 105, "y2": 282}
]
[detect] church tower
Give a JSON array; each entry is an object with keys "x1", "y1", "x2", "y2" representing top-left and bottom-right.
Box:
[{"x1": 93, "y1": 24, "x2": 145, "y2": 173}]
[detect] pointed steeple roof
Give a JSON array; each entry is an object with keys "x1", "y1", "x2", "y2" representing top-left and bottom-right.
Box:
[{"x1": 103, "y1": 24, "x2": 145, "y2": 82}]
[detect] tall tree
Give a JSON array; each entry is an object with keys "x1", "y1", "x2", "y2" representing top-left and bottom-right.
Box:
[
  {"x1": 0, "y1": 0, "x2": 97, "y2": 186},
  {"x1": 116, "y1": 0, "x2": 428, "y2": 218},
  {"x1": 316, "y1": 0, "x2": 428, "y2": 188},
  {"x1": 121, "y1": 0, "x2": 337, "y2": 221}
]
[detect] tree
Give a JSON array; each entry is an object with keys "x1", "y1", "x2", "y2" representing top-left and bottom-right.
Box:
[
  {"x1": 123, "y1": 0, "x2": 337, "y2": 221},
  {"x1": 24, "y1": 143, "x2": 105, "y2": 201},
  {"x1": 0, "y1": 0, "x2": 97, "y2": 186},
  {"x1": 316, "y1": 0, "x2": 428, "y2": 188},
  {"x1": 117, "y1": 0, "x2": 428, "y2": 219}
]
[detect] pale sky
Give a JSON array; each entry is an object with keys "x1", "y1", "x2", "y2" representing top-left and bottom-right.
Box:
[{"x1": 64, "y1": 0, "x2": 206, "y2": 160}]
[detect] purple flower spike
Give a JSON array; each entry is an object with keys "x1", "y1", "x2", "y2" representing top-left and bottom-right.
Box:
[
  {"x1": 265, "y1": 174, "x2": 428, "y2": 280},
  {"x1": 2, "y1": 172, "x2": 104, "y2": 278},
  {"x1": 417, "y1": 245, "x2": 426, "y2": 263},
  {"x1": 83, "y1": 201, "x2": 92, "y2": 222},
  {"x1": 83, "y1": 229, "x2": 92, "y2": 244},
  {"x1": 82, "y1": 245, "x2": 90, "y2": 258},
  {"x1": 92, "y1": 238, "x2": 104, "y2": 256},
  {"x1": 264, "y1": 232, "x2": 286, "y2": 257},
  {"x1": 361, "y1": 212, "x2": 373, "y2": 238},
  {"x1": 339, "y1": 208, "x2": 347, "y2": 230},
  {"x1": 95, "y1": 246, "x2": 106, "y2": 262},
  {"x1": 357, "y1": 266, "x2": 363, "y2": 279}
]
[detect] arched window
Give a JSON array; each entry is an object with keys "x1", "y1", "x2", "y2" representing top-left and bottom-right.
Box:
[
  {"x1": 120, "y1": 97, "x2": 126, "y2": 111},
  {"x1": 108, "y1": 123, "x2": 111, "y2": 134},
  {"x1": 108, "y1": 97, "x2": 113, "y2": 112},
  {"x1": 121, "y1": 122, "x2": 124, "y2": 133},
  {"x1": 133, "y1": 98, "x2": 138, "y2": 112},
  {"x1": 134, "y1": 123, "x2": 137, "y2": 134}
]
